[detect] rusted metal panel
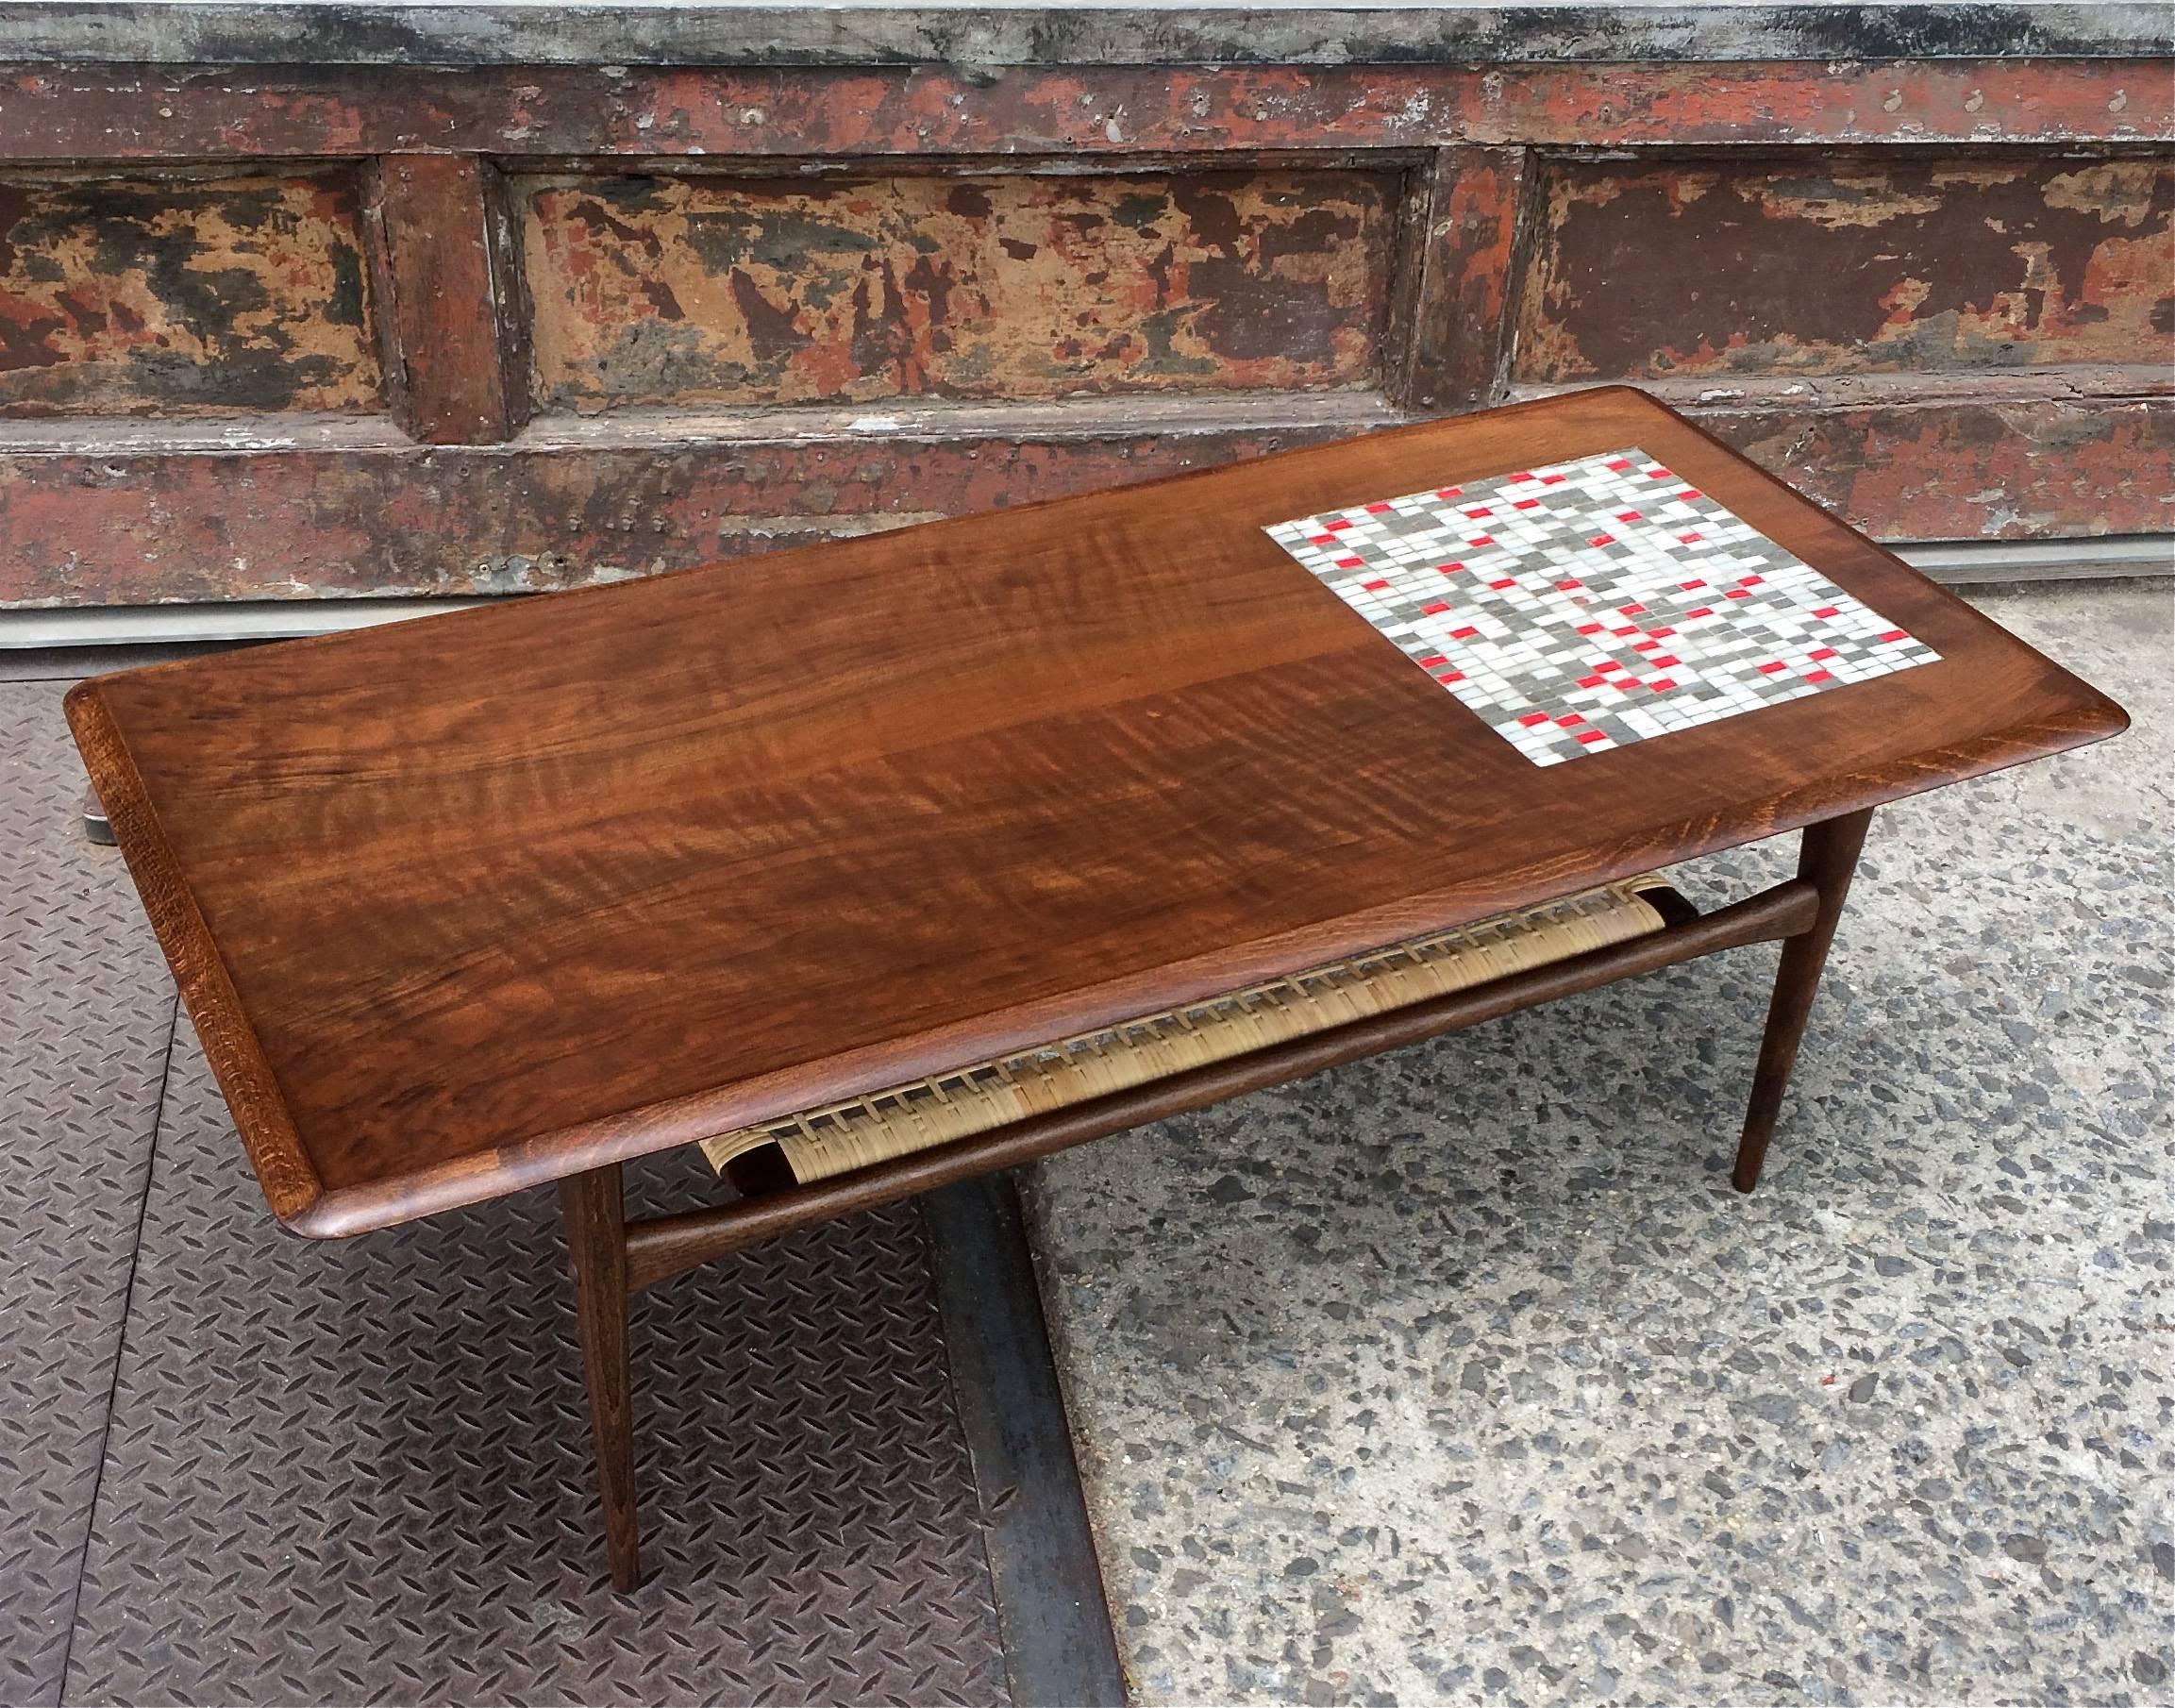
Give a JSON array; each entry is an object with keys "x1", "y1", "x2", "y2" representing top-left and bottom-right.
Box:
[
  {"x1": 522, "y1": 170, "x2": 1397, "y2": 410},
  {"x1": 2, "y1": 391, "x2": 2163, "y2": 606},
  {"x1": 0, "y1": 171, "x2": 379, "y2": 416},
  {"x1": 0, "y1": 62, "x2": 2163, "y2": 163},
  {"x1": 1517, "y1": 154, "x2": 2175, "y2": 382}
]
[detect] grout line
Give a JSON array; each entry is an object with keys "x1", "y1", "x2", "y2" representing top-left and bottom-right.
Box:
[{"x1": 51, "y1": 982, "x2": 181, "y2": 1707}]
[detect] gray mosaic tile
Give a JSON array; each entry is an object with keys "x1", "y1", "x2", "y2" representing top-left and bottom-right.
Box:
[{"x1": 1266, "y1": 447, "x2": 1938, "y2": 765}]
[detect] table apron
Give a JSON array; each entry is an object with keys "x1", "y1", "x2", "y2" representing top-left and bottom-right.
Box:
[{"x1": 623, "y1": 875, "x2": 1822, "y2": 1294}]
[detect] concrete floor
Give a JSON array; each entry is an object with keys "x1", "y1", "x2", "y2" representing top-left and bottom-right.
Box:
[{"x1": 1026, "y1": 583, "x2": 2173, "y2": 1707}]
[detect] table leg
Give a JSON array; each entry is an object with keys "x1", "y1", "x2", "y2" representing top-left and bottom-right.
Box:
[
  {"x1": 561, "y1": 1163, "x2": 641, "y2": 1591},
  {"x1": 83, "y1": 783, "x2": 115, "y2": 845},
  {"x1": 1733, "y1": 806, "x2": 1875, "y2": 1194}
]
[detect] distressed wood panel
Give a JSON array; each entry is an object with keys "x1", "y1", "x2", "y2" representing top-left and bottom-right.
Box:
[
  {"x1": 1517, "y1": 154, "x2": 2175, "y2": 382},
  {"x1": 0, "y1": 60, "x2": 2165, "y2": 611},
  {"x1": 522, "y1": 170, "x2": 1398, "y2": 410},
  {"x1": 366, "y1": 155, "x2": 527, "y2": 443},
  {"x1": 0, "y1": 171, "x2": 379, "y2": 416},
  {"x1": 0, "y1": 419, "x2": 1357, "y2": 604},
  {"x1": 1701, "y1": 391, "x2": 2173, "y2": 539},
  {"x1": 1397, "y1": 146, "x2": 1528, "y2": 410},
  {"x1": 3, "y1": 390, "x2": 2163, "y2": 606}
]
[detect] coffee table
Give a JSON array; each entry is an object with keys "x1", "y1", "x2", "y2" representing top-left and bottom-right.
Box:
[{"x1": 66, "y1": 387, "x2": 2126, "y2": 1592}]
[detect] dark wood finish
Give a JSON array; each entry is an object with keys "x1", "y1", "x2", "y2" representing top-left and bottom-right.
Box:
[
  {"x1": 560, "y1": 1164, "x2": 640, "y2": 1591},
  {"x1": 366, "y1": 153, "x2": 527, "y2": 444},
  {"x1": 66, "y1": 388, "x2": 2129, "y2": 1240},
  {"x1": 1732, "y1": 807, "x2": 1877, "y2": 1194},
  {"x1": 625, "y1": 878, "x2": 1818, "y2": 1293}
]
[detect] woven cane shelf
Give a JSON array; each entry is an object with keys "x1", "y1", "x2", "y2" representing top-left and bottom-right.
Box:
[{"x1": 699, "y1": 874, "x2": 1691, "y2": 1188}]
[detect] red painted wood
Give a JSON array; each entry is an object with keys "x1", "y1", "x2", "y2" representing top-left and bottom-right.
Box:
[
  {"x1": 0, "y1": 60, "x2": 2159, "y2": 159},
  {"x1": 2, "y1": 389, "x2": 2163, "y2": 606},
  {"x1": 1397, "y1": 146, "x2": 1529, "y2": 411},
  {"x1": 366, "y1": 154, "x2": 526, "y2": 444}
]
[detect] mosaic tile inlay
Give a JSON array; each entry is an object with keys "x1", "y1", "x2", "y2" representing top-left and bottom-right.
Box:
[{"x1": 1265, "y1": 446, "x2": 1941, "y2": 765}]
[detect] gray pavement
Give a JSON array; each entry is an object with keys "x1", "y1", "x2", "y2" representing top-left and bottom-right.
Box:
[{"x1": 1027, "y1": 582, "x2": 2173, "y2": 1707}]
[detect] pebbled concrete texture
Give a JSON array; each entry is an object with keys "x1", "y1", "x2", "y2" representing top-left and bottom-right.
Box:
[{"x1": 1026, "y1": 582, "x2": 2173, "y2": 1707}]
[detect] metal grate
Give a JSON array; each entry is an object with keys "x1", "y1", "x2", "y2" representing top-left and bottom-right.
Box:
[{"x1": 0, "y1": 681, "x2": 177, "y2": 1708}]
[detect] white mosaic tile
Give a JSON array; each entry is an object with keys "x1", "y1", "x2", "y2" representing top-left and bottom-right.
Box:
[{"x1": 1265, "y1": 446, "x2": 1942, "y2": 765}]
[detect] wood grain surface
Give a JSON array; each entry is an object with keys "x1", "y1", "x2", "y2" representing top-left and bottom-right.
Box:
[{"x1": 66, "y1": 387, "x2": 2128, "y2": 1236}]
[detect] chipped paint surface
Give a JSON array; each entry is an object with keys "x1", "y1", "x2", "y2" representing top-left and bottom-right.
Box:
[
  {"x1": 1706, "y1": 394, "x2": 2174, "y2": 540},
  {"x1": 0, "y1": 62, "x2": 2162, "y2": 163},
  {"x1": 0, "y1": 60, "x2": 2164, "y2": 605},
  {"x1": 0, "y1": 422, "x2": 1350, "y2": 604},
  {"x1": 1517, "y1": 154, "x2": 2175, "y2": 381},
  {"x1": 2, "y1": 394, "x2": 2163, "y2": 606},
  {"x1": 1405, "y1": 147, "x2": 1524, "y2": 409},
  {"x1": 523, "y1": 171, "x2": 1395, "y2": 409},
  {"x1": 3, "y1": 3, "x2": 2167, "y2": 70},
  {"x1": 0, "y1": 172, "x2": 378, "y2": 415}
]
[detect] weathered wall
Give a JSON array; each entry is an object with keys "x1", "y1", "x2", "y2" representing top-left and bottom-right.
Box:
[
  {"x1": 0, "y1": 45, "x2": 2167, "y2": 605},
  {"x1": 523, "y1": 169, "x2": 1398, "y2": 409},
  {"x1": 1518, "y1": 155, "x2": 2174, "y2": 381},
  {"x1": 0, "y1": 171, "x2": 379, "y2": 415}
]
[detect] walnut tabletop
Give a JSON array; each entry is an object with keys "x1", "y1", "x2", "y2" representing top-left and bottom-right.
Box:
[{"x1": 67, "y1": 387, "x2": 2125, "y2": 1238}]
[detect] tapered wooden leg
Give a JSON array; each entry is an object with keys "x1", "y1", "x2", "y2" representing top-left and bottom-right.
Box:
[
  {"x1": 1733, "y1": 807, "x2": 1875, "y2": 1194},
  {"x1": 561, "y1": 1163, "x2": 641, "y2": 1590}
]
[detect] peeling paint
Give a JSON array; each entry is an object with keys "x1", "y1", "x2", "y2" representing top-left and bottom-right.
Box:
[
  {"x1": 0, "y1": 62, "x2": 2161, "y2": 166},
  {"x1": 522, "y1": 170, "x2": 1395, "y2": 409},
  {"x1": 0, "y1": 425, "x2": 1368, "y2": 604},
  {"x1": 0, "y1": 171, "x2": 380, "y2": 415},
  {"x1": 1705, "y1": 394, "x2": 2175, "y2": 538},
  {"x1": 4, "y1": 393, "x2": 2164, "y2": 606},
  {"x1": 1517, "y1": 152, "x2": 2175, "y2": 381},
  {"x1": 0, "y1": 3, "x2": 2169, "y2": 70},
  {"x1": 0, "y1": 57, "x2": 2162, "y2": 606}
]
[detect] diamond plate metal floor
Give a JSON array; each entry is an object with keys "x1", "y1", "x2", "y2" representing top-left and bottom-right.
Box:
[
  {"x1": 1, "y1": 677, "x2": 1018, "y2": 1706},
  {"x1": 0, "y1": 681, "x2": 177, "y2": 1708}
]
